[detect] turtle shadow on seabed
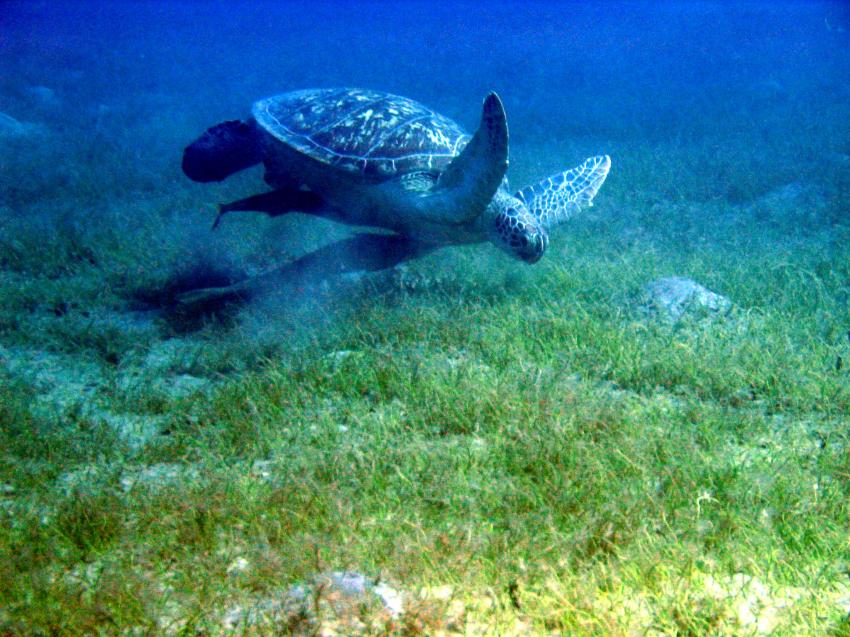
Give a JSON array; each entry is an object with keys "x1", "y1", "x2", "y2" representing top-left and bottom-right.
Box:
[
  {"x1": 156, "y1": 233, "x2": 434, "y2": 329},
  {"x1": 128, "y1": 260, "x2": 243, "y2": 332}
]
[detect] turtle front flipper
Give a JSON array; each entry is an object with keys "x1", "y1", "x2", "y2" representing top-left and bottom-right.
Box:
[
  {"x1": 418, "y1": 92, "x2": 509, "y2": 225},
  {"x1": 516, "y1": 155, "x2": 611, "y2": 228},
  {"x1": 182, "y1": 120, "x2": 263, "y2": 183},
  {"x1": 213, "y1": 189, "x2": 326, "y2": 229}
]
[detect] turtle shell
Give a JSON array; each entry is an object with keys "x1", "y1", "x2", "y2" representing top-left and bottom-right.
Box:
[{"x1": 252, "y1": 88, "x2": 469, "y2": 180}]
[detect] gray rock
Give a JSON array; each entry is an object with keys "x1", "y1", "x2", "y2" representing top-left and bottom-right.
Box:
[
  {"x1": 288, "y1": 571, "x2": 403, "y2": 616},
  {"x1": 327, "y1": 350, "x2": 357, "y2": 365},
  {"x1": 641, "y1": 277, "x2": 732, "y2": 323}
]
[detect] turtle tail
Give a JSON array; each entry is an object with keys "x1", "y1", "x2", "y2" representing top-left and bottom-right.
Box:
[{"x1": 182, "y1": 120, "x2": 263, "y2": 182}]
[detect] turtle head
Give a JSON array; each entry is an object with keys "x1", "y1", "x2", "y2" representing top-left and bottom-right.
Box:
[
  {"x1": 182, "y1": 119, "x2": 263, "y2": 183},
  {"x1": 487, "y1": 191, "x2": 548, "y2": 263}
]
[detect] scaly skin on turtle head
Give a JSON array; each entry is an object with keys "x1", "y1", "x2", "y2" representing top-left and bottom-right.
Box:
[{"x1": 486, "y1": 190, "x2": 549, "y2": 264}]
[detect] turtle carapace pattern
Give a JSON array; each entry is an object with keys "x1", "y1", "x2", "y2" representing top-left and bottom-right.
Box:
[{"x1": 254, "y1": 88, "x2": 469, "y2": 180}]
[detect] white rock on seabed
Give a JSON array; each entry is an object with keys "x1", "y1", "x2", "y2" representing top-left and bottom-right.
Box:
[
  {"x1": 250, "y1": 459, "x2": 276, "y2": 482},
  {"x1": 222, "y1": 571, "x2": 404, "y2": 634},
  {"x1": 640, "y1": 276, "x2": 732, "y2": 323},
  {"x1": 226, "y1": 557, "x2": 251, "y2": 578},
  {"x1": 327, "y1": 350, "x2": 357, "y2": 365}
]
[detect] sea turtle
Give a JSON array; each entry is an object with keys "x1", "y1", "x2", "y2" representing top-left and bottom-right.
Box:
[{"x1": 181, "y1": 88, "x2": 610, "y2": 305}]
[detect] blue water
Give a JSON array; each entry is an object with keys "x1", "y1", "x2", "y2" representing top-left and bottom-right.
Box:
[{"x1": 1, "y1": 1, "x2": 848, "y2": 282}]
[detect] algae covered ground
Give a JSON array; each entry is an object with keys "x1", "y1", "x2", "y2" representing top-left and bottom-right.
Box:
[{"x1": 2, "y1": 1, "x2": 850, "y2": 635}]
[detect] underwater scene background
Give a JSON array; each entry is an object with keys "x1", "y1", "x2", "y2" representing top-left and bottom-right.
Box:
[{"x1": 1, "y1": 1, "x2": 849, "y2": 634}]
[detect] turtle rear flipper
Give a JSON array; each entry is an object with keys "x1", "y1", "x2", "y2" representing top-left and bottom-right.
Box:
[
  {"x1": 182, "y1": 120, "x2": 263, "y2": 183},
  {"x1": 516, "y1": 155, "x2": 611, "y2": 228},
  {"x1": 423, "y1": 92, "x2": 509, "y2": 224},
  {"x1": 173, "y1": 233, "x2": 433, "y2": 315}
]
